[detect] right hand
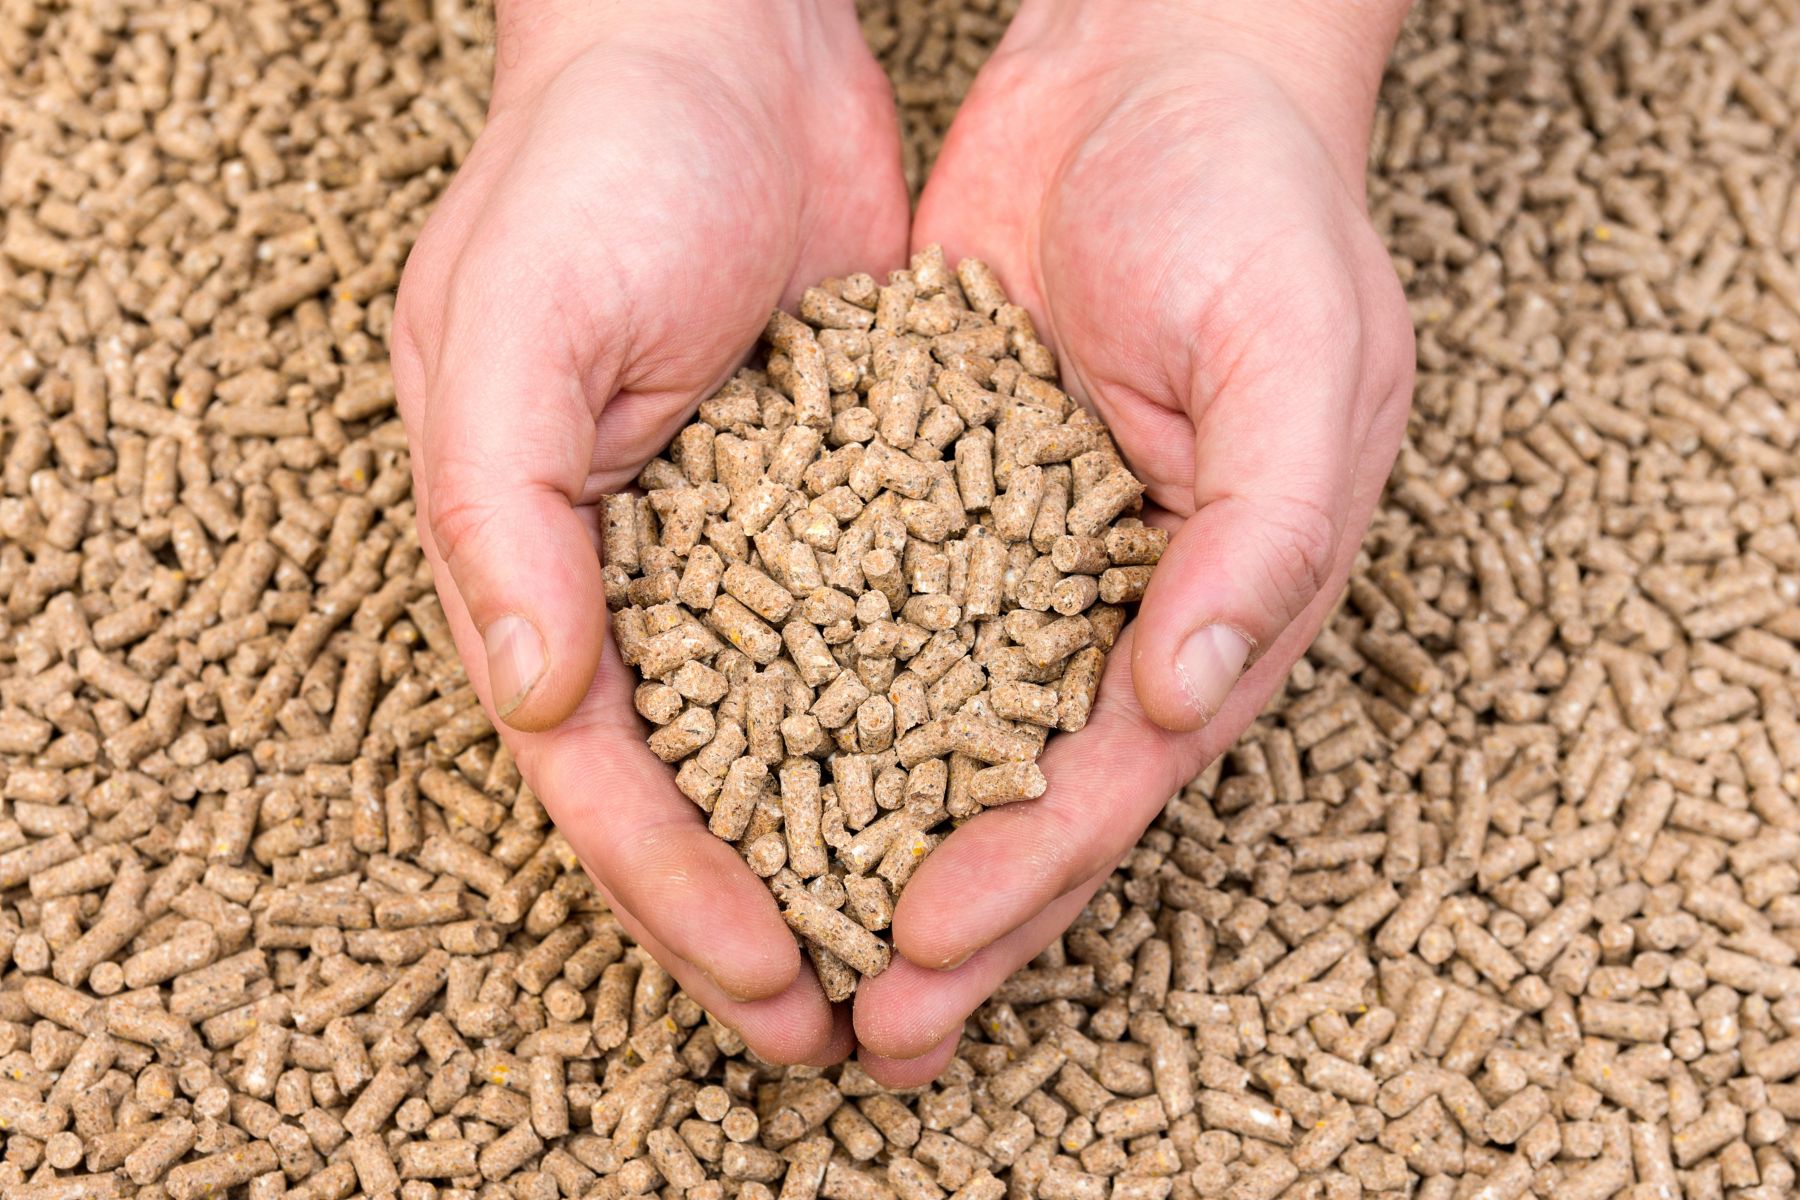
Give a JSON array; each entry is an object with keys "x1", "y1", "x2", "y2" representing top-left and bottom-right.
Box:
[
  {"x1": 852, "y1": 0, "x2": 1414, "y2": 1082},
  {"x1": 392, "y1": 0, "x2": 909, "y2": 1064}
]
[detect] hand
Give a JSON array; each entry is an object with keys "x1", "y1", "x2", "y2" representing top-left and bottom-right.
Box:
[
  {"x1": 393, "y1": 0, "x2": 909, "y2": 1064},
  {"x1": 851, "y1": 0, "x2": 1415, "y2": 1082}
]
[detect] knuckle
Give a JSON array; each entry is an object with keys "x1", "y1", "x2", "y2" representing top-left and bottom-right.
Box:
[
  {"x1": 1252, "y1": 493, "x2": 1341, "y2": 616},
  {"x1": 425, "y1": 477, "x2": 502, "y2": 569}
]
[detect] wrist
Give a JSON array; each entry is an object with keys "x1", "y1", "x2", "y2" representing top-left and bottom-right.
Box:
[
  {"x1": 490, "y1": 0, "x2": 862, "y2": 110},
  {"x1": 1009, "y1": 0, "x2": 1409, "y2": 184}
]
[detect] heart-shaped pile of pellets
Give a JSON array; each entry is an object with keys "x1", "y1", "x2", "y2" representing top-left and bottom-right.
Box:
[{"x1": 602, "y1": 247, "x2": 1162, "y2": 998}]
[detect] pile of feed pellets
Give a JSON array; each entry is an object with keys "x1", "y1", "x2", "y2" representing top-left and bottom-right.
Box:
[
  {"x1": 605, "y1": 248, "x2": 1161, "y2": 999},
  {"x1": 2, "y1": 0, "x2": 1799, "y2": 1198}
]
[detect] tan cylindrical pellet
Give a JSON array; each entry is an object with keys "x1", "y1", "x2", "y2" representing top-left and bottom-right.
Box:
[
  {"x1": 1053, "y1": 647, "x2": 1105, "y2": 733},
  {"x1": 969, "y1": 761, "x2": 1047, "y2": 806},
  {"x1": 703, "y1": 595, "x2": 784, "y2": 665},
  {"x1": 167, "y1": 1142, "x2": 281, "y2": 1200},
  {"x1": 121, "y1": 928, "x2": 217, "y2": 993},
  {"x1": 780, "y1": 888, "x2": 891, "y2": 976},
  {"x1": 479, "y1": 1123, "x2": 544, "y2": 1181},
  {"x1": 1228, "y1": 1154, "x2": 1298, "y2": 1200},
  {"x1": 1021, "y1": 616, "x2": 1093, "y2": 669},
  {"x1": 1445, "y1": 749, "x2": 1489, "y2": 878},
  {"x1": 724, "y1": 560, "x2": 796, "y2": 623},
  {"x1": 1198, "y1": 1090, "x2": 1292, "y2": 1145},
  {"x1": 1096, "y1": 566, "x2": 1151, "y2": 604},
  {"x1": 711, "y1": 757, "x2": 769, "y2": 841},
  {"x1": 124, "y1": 1116, "x2": 197, "y2": 1185},
  {"x1": 1066, "y1": 468, "x2": 1145, "y2": 536},
  {"x1": 990, "y1": 680, "x2": 1060, "y2": 726},
  {"x1": 1484, "y1": 1085, "x2": 1549, "y2": 1145},
  {"x1": 398, "y1": 1139, "x2": 479, "y2": 1179},
  {"x1": 781, "y1": 760, "x2": 828, "y2": 878},
  {"x1": 813, "y1": 670, "x2": 872, "y2": 730}
]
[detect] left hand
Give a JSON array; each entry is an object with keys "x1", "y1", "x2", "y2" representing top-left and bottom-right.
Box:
[{"x1": 851, "y1": 0, "x2": 1416, "y2": 1083}]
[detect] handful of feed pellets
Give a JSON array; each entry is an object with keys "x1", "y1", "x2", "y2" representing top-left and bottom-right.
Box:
[{"x1": 602, "y1": 247, "x2": 1164, "y2": 997}]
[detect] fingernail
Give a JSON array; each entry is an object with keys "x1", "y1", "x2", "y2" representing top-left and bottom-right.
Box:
[
  {"x1": 1174, "y1": 625, "x2": 1250, "y2": 724},
  {"x1": 938, "y1": 949, "x2": 973, "y2": 971},
  {"x1": 486, "y1": 615, "x2": 546, "y2": 718}
]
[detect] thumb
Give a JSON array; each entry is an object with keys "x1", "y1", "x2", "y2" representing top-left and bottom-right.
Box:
[
  {"x1": 407, "y1": 292, "x2": 609, "y2": 733},
  {"x1": 1130, "y1": 337, "x2": 1358, "y2": 733}
]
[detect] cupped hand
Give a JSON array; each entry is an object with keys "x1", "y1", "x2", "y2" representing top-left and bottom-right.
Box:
[
  {"x1": 853, "y1": 0, "x2": 1416, "y2": 1083},
  {"x1": 392, "y1": 0, "x2": 909, "y2": 1064}
]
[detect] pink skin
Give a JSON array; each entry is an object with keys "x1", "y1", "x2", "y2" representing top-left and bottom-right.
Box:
[
  {"x1": 854, "y1": 0, "x2": 1416, "y2": 1084},
  {"x1": 392, "y1": 0, "x2": 909, "y2": 1065}
]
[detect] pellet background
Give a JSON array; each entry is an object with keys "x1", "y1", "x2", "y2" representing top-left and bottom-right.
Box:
[{"x1": 2, "y1": 1, "x2": 1799, "y2": 1199}]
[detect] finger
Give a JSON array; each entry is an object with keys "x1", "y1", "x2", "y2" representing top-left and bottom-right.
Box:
[
  {"x1": 523, "y1": 636, "x2": 812, "y2": 1005},
  {"x1": 415, "y1": 485, "x2": 804, "y2": 1005},
  {"x1": 889, "y1": 627, "x2": 1203, "y2": 973},
  {"x1": 859, "y1": 862, "x2": 1114, "y2": 1071},
  {"x1": 612, "y1": 892, "x2": 850, "y2": 1067},
  {"x1": 533, "y1": 722, "x2": 808, "y2": 1004},
  {"x1": 404, "y1": 251, "x2": 611, "y2": 733},
  {"x1": 1129, "y1": 281, "x2": 1365, "y2": 733},
  {"x1": 857, "y1": 1031, "x2": 960, "y2": 1091}
]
